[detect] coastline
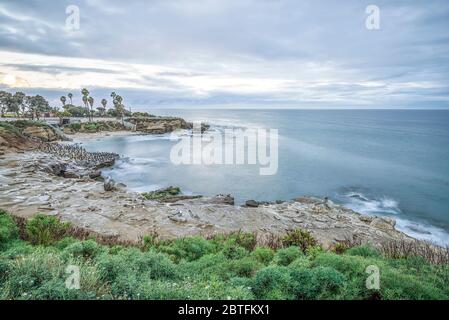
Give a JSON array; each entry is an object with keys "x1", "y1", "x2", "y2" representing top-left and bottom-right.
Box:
[{"x1": 0, "y1": 129, "x2": 414, "y2": 248}]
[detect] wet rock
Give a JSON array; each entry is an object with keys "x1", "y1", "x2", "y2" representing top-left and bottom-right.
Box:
[{"x1": 245, "y1": 200, "x2": 259, "y2": 207}]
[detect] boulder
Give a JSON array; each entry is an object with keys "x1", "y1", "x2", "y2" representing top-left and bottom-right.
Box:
[{"x1": 245, "y1": 200, "x2": 259, "y2": 207}]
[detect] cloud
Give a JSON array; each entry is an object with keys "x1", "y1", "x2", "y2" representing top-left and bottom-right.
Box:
[{"x1": 0, "y1": 0, "x2": 448, "y2": 108}]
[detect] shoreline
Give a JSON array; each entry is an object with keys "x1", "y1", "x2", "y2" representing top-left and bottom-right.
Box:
[{"x1": 0, "y1": 129, "x2": 415, "y2": 248}]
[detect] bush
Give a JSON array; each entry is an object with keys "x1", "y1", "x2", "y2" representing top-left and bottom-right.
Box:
[
  {"x1": 346, "y1": 245, "x2": 380, "y2": 258},
  {"x1": 222, "y1": 241, "x2": 248, "y2": 260},
  {"x1": 68, "y1": 123, "x2": 82, "y2": 131},
  {"x1": 274, "y1": 246, "x2": 302, "y2": 266},
  {"x1": 0, "y1": 210, "x2": 18, "y2": 245},
  {"x1": 251, "y1": 266, "x2": 292, "y2": 299},
  {"x1": 25, "y1": 215, "x2": 70, "y2": 246},
  {"x1": 156, "y1": 237, "x2": 215, "y2": 262},
  {"x1": 63, "y1": 240, "x2": 106, "y2": 259},
  {"x1": 2, "y1": 250, "x2": 65, "y2": 299},
  {"x1": 289, "y1": 266, "x2": 347, "y2": 299},
  {"x1": 250, "y1": 247, "x2": 275, "y2": 265},
  {"x1": 227, "y1": 258, "x2": 262, "y2": 278},
  {"x1": 281, "y1": 229, "x2": 317, "y2": 253}
]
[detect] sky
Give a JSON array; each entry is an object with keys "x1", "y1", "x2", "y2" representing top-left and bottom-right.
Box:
[{"x1": 0, "y1": 0, "x2": 448, "y2": 109}]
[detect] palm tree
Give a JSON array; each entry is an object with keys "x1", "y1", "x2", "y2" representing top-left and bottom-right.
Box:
[
  {"x1": 60, "y1": 96, "x2": 66, "y2": 107},
  {"x1": 100, "y1": 99, "x2": 107, "y2": 116},
  {"x1": 112, "y1": 93, "x2": 124, "y2": 125},
  {"x1": 81, "y1": 88, "x2": 91, "y2": 122},
  {"x1": 68, "y1": 93, "x2": 73, "y2": 105},
  {"x1": 88, "y1": 96, "x2": 94, "y2": 119}
]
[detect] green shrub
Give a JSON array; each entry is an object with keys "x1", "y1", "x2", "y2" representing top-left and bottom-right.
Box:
[
  {"x1": 0, "y1": 240, "x2": 34, "y2": 259},
  {"x1": 156, "y1": 237, "x2": 215, "y2": 262},
  {"x1": 0, "y1": 210, "x2": 18, "y2": 245},
  {"x1": 63, "y1": 239, "x2": 106, "y2": 259},
  {"x1": 281, "y1": 229, "x2": 317, "y2": 253},
  {"x1": 227, "y1": 257, "x2": 262, "y2": 278},
  {"x1": 222, "y1": 241, "x2": 248, "y2": 260},
  {"x1": 289, "y1": 266, "x2": 347, "y2": 299},
  {"x1": 96, "y1": 248, "x2": 178, "y2": 285},
  {"x1": 68, "y1": 123, "x2": 82, "y2": 131},
  {"x1": 346, "y1": 245, "x2": 380, "y2": 258},
  {"x1": 250, "y1": 247, "x2": 275, "y2": 265},
  {"x1": 274, "y1": 246, "x2": 302, "y2": 266},
  {"x1": 54, "y1": 237, "x2": 77, "y2": 250},
  {"x1": 251, "y1": 266, "x2": 292, "y2": 299},
  {"x1": 2, "y1": 250, "x2": 65, "y2": 299},
  {"x1": 25, "y1": 214, "x2": 70, "y2": 246}
]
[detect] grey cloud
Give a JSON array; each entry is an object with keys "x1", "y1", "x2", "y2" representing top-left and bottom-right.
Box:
[{"x1": 0, "y1": 0, "x2": 448, "y2": 108}]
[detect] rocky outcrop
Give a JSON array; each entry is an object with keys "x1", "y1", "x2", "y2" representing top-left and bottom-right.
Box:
[
  {"x1": 0, "y1": 150, "x2": 414, "y2": 248},
  {"x1": 63, "y1": 121, "x2": 129, "y2": 134},
  {"x1": 22, "y1": 125, "x2": 60, "y2": 142},
  {"x1": 127, "y1": 117, "x2": 209, "y2": 134}
]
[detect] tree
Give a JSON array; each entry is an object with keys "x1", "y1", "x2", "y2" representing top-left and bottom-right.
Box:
[
  {"x1": 14, "y1": 92, "x2": 26, "y2": 117},
  {"x1": 81, "y1": 88, "x2": 91, "y2": 122},
  {"x1": 0, "y1": 91, "x2": 13, "y2": 118},
  {"x1": 26, "y1": 95, "x2": 50, "y2": 120},
  {"x1": 68, "y1": 92, "x2": 73, "y2": 105},
  {"x1": 88, "y1": 96, "x2": 94, "y2": 119},
  {"x1": 9, "y1": 92, "x2": 25, "y2": 117},
  {"x1": 60, "y1": 96, "x2": 66, "y2": 107},
  {"x1": 112, "y1": 93, "x2": 125, "y2": 125}
]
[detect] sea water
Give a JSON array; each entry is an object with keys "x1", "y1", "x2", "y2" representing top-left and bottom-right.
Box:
[{"x1": 81, "y1": 109, "x2": 449, "y2": 246}]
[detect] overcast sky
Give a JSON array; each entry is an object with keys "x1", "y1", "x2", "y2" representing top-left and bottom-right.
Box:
[{"x1": 0, "y1": 0, "x2": 448, "y2": 109}]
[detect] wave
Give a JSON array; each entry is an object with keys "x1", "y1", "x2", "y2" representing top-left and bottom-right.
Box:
[
  {"x1": 338, "y1": 190, "x2": 401, "y2": 215},
  {"x1": 337, "y1": 189, "x2": 449, "y2": 247}
]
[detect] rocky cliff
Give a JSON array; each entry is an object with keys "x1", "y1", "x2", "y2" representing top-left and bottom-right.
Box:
[{"x1": 127, "y1": 116, "x2": 209, "y2": 134}]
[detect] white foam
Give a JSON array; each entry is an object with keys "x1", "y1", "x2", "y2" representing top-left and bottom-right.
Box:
[{"x1": 339, "y1": 190, "x2": 449, "y2": 247}]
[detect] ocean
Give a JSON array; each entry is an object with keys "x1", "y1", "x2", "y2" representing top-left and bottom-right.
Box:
[{"x1": 80, "y1": 109, "x2": 449, "y2": 246}]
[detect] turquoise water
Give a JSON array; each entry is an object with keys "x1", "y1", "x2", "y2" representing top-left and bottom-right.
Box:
[{"x1": 81, "y1": 109, "x2": 449, "y2": 246}]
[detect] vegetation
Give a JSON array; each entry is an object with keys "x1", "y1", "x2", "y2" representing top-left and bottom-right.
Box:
[
  {"x1": 0, "y1": 209, "x2": 448, "y2": 300},
  {"x1": 66, "y1": 121, "x2": 126, "y2": 133},
  {"x1": 141, "y1": 186, "x2": 181, "y2": 200},
  {"x1": 0, "y1": 89, "x2": 134, "y2": 120}
]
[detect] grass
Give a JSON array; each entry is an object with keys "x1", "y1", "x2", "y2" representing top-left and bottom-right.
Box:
[{"x1": 0, "y1": 209, "x2": 448, "y2": 300}]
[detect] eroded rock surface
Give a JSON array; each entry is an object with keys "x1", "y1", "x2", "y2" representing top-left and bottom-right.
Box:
[{"x1": 0, "y1": 151, "x2": 412, "y2": 248}]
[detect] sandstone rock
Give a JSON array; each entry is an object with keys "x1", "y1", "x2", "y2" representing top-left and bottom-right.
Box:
[
  {"x1": 209, "y1": 194, "x2": 234, "y2": 205},
  {"x1": 127, "y1": 117, "x2": 209, "y2": 134},
  {"x1": 370, "y1": 216, "x2": 396, "y2": 230},
  {"x1": 23, "y1": 126, "x2": 58, "y2": 141}
]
